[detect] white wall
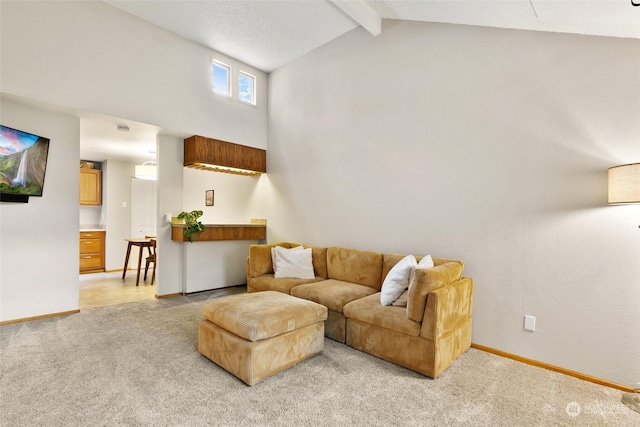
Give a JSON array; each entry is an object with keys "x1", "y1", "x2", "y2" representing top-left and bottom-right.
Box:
[
  {"x1": 79, "y1": 206, "x2": 101, "y2": 226},
  {"x1": 0, "y1": 1, "x2": 269, "y2": 305},
  {"x1": 156, "y1": 134, "x2": 184, "y2": 296},
  {"x1": 267, "y1": 21, "x2": 640, "y2": 386},
  {"x1": 180, "y1": 168, "x2": 266, "y2": 293},
  {"x1": 0, "y1": 98, "x2": 79, "y2": 321},
  {"x1": 183, "y1": 168, "x2": 264, "y2": 224},
  {"x1": 0, "y1": 1, "x2": 267, "y2": 150}
]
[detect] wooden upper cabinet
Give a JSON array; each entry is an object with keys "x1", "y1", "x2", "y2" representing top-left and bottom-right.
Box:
[
  {"x1": 183, "y1": 135, "x2": 266, "y2": 175},
  {"x1": 80, "y1": 169, "x2": 102, "y2": 206}
]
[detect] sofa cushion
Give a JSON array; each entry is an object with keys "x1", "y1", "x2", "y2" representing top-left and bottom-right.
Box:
[
  {"x1": 250, "y1": 274, "x2": 324, "y2": 294},
  {"x1": 380, "y1": 255, "x2": 416, "y2": 306},
  {"x1": 327, "y1": 247, "x2": 383, "y2": 290},
  {"x1": 304, "y1": 245, "x2": 329, "y2": 279},
  {"x1": 344, "y1": 293, "x2": 421, "y2": 337},
  {"x1": 249, "y1": 242, "x2": 293, "y2": 278},
  {"x1": 291, "y1": 279, "x2": 377, "y2": 313},
  {"x1": 392, "y1": 290, "x2": 408, "y2": 307},
  {"x1": 407, "y1": 261, "x2": 464, "y2": 322},
  {"x1": 202, "y1": 291, "x2": 328, "y2": 342},
  {"x1": 433, "y1": 257, "x2": 463, "y2": 267}
]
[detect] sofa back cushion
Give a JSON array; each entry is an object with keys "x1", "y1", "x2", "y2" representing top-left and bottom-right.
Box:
[
  {"x1": 432, "y1": 257, "x2": 462, "y2": 267},
  {"x1": 327, "y1": 247, "x2": 383, "y2": 290},
  {"x1": 249, "y1": 242, "x2": 293, "y2": 278},
  {"x1": 304, "y1": 245, "x2": 329, "y2": 279}
]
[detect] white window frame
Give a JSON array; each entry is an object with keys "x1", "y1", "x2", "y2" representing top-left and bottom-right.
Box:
[
  {"x1": 238, "y1": 70, "x2": 256, "y2": 106},
  {"x1": 211, "y1": 59, "x2": 232, "y2": 98}
]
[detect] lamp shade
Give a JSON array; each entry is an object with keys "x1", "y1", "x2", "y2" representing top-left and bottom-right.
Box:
[
  {"x1": 134, "y1": 161, "x2": 157, "y2": 181},
  {"x1": 608, "y1": 163, "x2": 640, "y2": 204}
]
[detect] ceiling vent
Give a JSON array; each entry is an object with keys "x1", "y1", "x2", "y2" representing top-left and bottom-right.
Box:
[{"x1": 183, "y1": 136, "x2": 266, "y2": 176}]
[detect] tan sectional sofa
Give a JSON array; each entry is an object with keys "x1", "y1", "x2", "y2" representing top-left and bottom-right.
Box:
[{"x1": 246, "y1": 242, "x2": 474, "y2": 379}]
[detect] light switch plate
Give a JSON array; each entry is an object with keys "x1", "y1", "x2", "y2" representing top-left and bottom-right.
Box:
[{"x1": 524, "y1": 315, "x2": 536, "y2": 331}]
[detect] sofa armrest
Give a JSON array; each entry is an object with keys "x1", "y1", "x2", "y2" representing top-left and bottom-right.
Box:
[
  {"x1": 406, "y1": 261, "x2": 463, "y2": 322},
  {"x1": 420, "y1": 277, "x2": 473, "y2": 340}
]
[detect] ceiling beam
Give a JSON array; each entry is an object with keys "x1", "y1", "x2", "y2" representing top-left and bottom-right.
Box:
[{"x1": 331, "y1": 0, "x2": 382, "y2": 36}]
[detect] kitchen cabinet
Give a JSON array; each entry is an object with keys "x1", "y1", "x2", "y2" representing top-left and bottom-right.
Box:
[
  {"x1": 79, "y1": 231, "x2": 105, "y2": 274},
  {"x1": 80, "y1": 169, "x2": 101, "y2": 205}
]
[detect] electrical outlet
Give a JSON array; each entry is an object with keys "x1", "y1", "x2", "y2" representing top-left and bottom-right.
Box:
[{"x1": 524, "y1": 315, "x2": 536, "y2": 332}]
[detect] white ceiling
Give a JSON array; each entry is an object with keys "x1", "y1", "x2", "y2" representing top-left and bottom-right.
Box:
[
  {"x1": 105, "y1": 0, "x2": 640, "y2": 73},
  {"x1": 79, "y1": 111, "x2": 185, "y2": 165},
  {"x1": 81, "y1": 0, "x2": 639, "y2": 164}
]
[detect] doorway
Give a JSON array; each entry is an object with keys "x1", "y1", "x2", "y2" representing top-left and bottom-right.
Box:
[
  {"x1": 78, "y1": 115, "x2": 162, "y2": 310},
  {"x1": 79, "y1": 175, "x2": 158, "y2": 309}
]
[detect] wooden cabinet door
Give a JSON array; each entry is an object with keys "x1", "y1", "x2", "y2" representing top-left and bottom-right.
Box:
[{"x1": 80, "y1": 169, "x2": 101, "y2": 205}]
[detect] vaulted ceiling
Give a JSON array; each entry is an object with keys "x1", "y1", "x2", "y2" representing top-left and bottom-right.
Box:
[
  {"x1": 105, "y1": 0, "x2": 640, "y2": 73},
  {"x1": 81, "y1": 0, "x2": 639, "y2": 163}
]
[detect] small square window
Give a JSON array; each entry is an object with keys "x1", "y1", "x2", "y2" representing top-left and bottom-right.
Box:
[
  {"x1": 238, "y1": 71, "x2": 256, "y2": 105},
  {"x1": 212, "y1": 60, "x2": 231, "y2": 97}
]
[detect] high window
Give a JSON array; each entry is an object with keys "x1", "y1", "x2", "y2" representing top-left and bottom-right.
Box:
[
  {"x1": 212, "y1": 60, "x2": 231, "y2": 97},
  {"x1": 238, "y1": 71, "x2": 256, "y2": 105}
]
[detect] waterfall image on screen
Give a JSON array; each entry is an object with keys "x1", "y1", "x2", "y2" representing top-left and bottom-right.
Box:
[{"x1": 0, "y1": 125, "x2": 50, "y2": 197}]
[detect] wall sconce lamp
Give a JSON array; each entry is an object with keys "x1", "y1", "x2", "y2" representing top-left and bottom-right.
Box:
[
  {"x1": 134, "y1": 160, "x2": 157, "y2": 181},
  {"x1": 608, "y1": 162, "x2": 640, "y2": 414}
]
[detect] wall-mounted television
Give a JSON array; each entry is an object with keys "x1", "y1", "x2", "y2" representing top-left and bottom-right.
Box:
[{"x1": 0, "y1": 124, "x2": 50, "y2": 201}]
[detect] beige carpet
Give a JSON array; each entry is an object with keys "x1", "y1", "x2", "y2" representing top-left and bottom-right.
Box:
[{"x1": 0, "y1": 290, "x2": 637, "y2": 426}]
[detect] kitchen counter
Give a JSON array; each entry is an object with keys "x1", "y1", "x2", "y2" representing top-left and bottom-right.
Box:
[
  {"x1": 171, "y1": 224, "x2": 266, "y2": 242},
  {"x1": 172, "y1": 223, "x2": 267, "y2": 293},
  {"x1": 80, "y1": 225, "x2": 105, "y2": 232}
]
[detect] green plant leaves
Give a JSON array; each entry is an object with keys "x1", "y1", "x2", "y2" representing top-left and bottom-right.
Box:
[{"x1": 178, "y1": 210, "x2": 205, "y2": 242}]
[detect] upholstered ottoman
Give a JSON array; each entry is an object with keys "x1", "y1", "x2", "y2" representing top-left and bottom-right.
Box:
[{"x1": 198, "y1": 291, "x2": 328, "y2": 386}]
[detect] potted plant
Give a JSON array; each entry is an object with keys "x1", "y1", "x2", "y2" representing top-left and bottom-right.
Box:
[{"x1": 177, "y1": 210, "x2": 205, "y2": 242}]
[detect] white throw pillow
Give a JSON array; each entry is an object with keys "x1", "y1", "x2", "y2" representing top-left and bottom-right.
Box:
[
  {"x1": 380, "y1": 255, "x2": 417, "y2": 306},
  {"x1": 273, "y1": 246, "x2": 315, "y2": 279},
  {"x1": 417, "y1": 255, "x2": 434, "y2": 268},
  {"x1": 271, "y1": 245, "x2": 303, "y2": 273}
]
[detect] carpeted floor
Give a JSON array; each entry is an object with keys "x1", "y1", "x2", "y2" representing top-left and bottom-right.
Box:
[{"x1": 1, "y1": 290, "x2": 637, "y2": 427}]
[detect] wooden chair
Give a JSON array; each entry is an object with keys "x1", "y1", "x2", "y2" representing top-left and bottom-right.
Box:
[{"x1": 144, "y1": 238, "x2": 156, "y2": 285}]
